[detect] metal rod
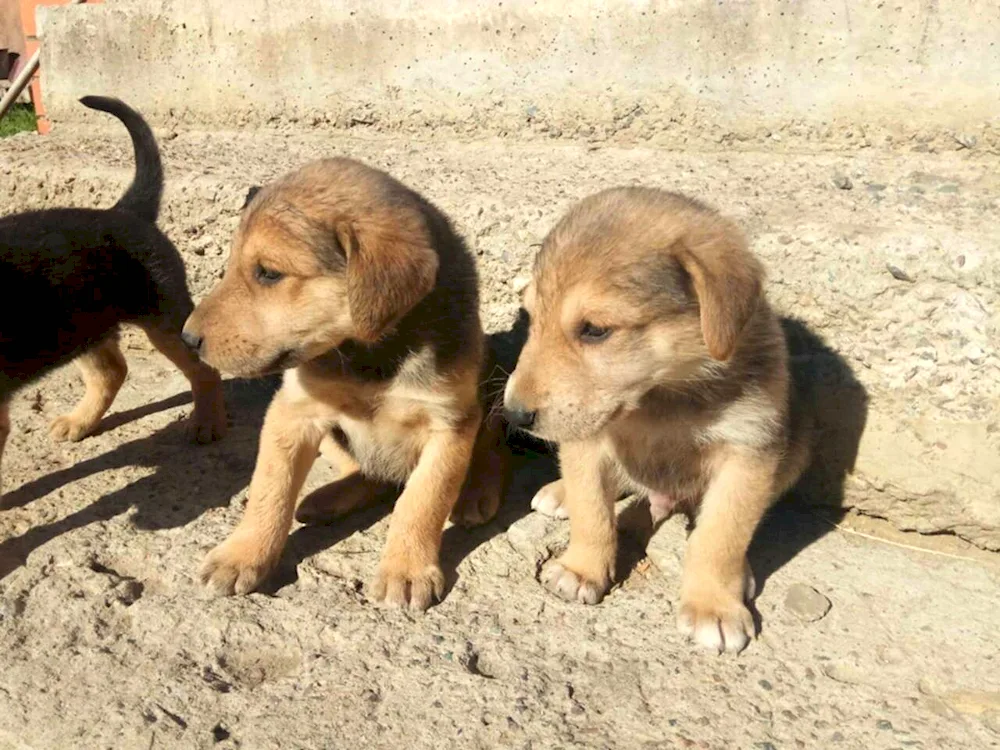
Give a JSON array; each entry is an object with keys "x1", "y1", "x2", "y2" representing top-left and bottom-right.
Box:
[
  {"x1": 0, "y1": 0, "x2": 88, "y2": 122},
  {"x1": 0, "y1": 47, "x2": 41, "y2": 121}
]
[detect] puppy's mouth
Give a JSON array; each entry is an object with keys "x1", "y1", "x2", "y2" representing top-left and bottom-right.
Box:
[
  {"x1": 215, "y1": 348, "x2": 300, "y2": 379},
  {"x1": 518, "y1": 403, "x2": 625, "y2": 443},
  {"x1": 259, "y1": 348, "x2": 299, "y2": 374}
]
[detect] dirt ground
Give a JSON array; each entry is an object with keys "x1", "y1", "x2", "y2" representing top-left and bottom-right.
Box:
[{"x1": 1, "y1": 125, "x2": 999, "y2": 749}]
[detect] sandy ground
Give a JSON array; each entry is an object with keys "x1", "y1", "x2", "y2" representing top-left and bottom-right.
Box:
[{"x1": 1, "y1": 126, "x2": 999, "y2": 749}]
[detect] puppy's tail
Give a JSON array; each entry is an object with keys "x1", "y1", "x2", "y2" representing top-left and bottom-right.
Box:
[{"x1": 79, "y1": 95, "x2": 163, "y2": 224}]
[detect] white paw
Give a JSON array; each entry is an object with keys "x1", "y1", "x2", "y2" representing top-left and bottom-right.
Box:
[
  {"x1": 677, "y1": 599, "x2": 756, "y2": 654},
  {"x1": 677, "y1": 564, "x2": 758, "y2": 654},
  {"x1": 530, "y1": 481, "x2": 568, "y2": 518},
  {"x1": 540, "y1": 560, "x2": 608, "y2": 605}
]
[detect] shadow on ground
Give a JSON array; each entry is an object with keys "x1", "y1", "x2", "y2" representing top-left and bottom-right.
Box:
[
  {"x1": 0, "y1": 377, "x2": 279, "y2": 581},
  {"x1": 749, "y1": 317, "x2": 869, "y2": 596}
]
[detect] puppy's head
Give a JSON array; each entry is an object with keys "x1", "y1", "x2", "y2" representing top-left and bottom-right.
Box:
[
  {"x1": 503, "y1": 187, "x2": 763, "y2": 442},
  {"x1": 183, "y1": 159, "x2": 439, "y2": 377}
]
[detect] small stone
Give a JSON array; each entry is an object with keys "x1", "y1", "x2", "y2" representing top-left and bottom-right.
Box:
[
  {"x1": 886, "y1": 264, "x2": 915, "y2": 283},
  {"x1": 953, "y1": 133, "x2": 978, "y2": 149},
  {"x1": 512, "y1": 275, "x2": 531, "y2": 293},
  {"x1": 211, "y1": 724, "x2": 231, "y2": 743},
  {"x1": 876, "y1": 719, "x2": 893, "y2": 731},
  {"x1": 777, "y1": 234, "x2": 794, "y2": 245},
  {"x1": 832, "y1": 174, "x2": 853, "y2": 190},
  {"x1": 963, "y1": 344, "x2": 986, "y2": 365},
  {"x1": 784, "y1": 583, "x2": 831, "y2": 622}
]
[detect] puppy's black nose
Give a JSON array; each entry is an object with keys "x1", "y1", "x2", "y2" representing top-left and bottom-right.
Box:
[
  {"x1": 504, "y1": 406, "x2": 537, "y2": 429},
  {"x1": 181, "y1": 330, "x2": 203, "y2": 353}
]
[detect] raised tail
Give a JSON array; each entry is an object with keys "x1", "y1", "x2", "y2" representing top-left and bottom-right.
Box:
[{"x1": 79, "y1": 95, "x2": 163, "y2": 223}]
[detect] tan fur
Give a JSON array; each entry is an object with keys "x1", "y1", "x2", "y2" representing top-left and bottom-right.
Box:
[
  {"x1": 185, "y1": 158, "x2": 508, "y2": 610},
  {"x1": 505, "y1": 187, "x2": 810, "y2": 653}
]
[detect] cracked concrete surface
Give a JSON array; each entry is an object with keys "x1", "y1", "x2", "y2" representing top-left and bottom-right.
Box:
[{"x1": 0, "y1": 126, "x2": 998, "y2": 748}]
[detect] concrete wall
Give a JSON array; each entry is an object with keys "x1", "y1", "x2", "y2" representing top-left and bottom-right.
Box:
[{"x1": 37, "y1": 0, "x2": 1000, "y2": 148}]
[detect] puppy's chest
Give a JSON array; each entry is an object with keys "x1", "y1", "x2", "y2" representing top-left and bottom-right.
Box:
[
  {"x1": 609, "y1": 424, "x2": 710, "y2": 503},
  {"x1": 335, "y1": 389, "x2": 449, "y2": 484}
]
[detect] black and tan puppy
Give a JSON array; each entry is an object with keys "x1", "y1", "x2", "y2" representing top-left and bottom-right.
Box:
[
  {"x1": 0, "y1": 96, "x2": 227, "y2": 496},
  {"x1": 183, "y1": 158, "x2": 507, "y2": 610},
  {"x1": 503, "y1": 187, "x2": 811, "y2": 653}
]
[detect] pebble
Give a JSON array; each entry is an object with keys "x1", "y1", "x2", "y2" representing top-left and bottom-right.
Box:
[
  {"x1": 512, "y1": 275, "x2": 531, "y2": 293},
  {"x1": 784, "y1": 583, "x2": 832, "y2": 622},
  {"x1": 953, "y1": 133, "x2": 978, "y2": 149},
  {"x1": 886, "y1": 263, "x2": 915, "y2": 283},
  {"x1": 832, "y1": 174, "x2": 853, "y2": 190}
]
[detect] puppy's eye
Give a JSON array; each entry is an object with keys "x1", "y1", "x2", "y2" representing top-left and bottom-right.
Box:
[
  {"x1": 579, "y1": 321, "x2": 612, "y2": 343},
  {"x1": 254, "y1": 264, "x2": 284, "y2": 286}
]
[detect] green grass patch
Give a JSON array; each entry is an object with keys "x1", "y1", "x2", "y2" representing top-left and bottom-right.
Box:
[{"x1": 0, "y1": 103, "x2": 37, "y2": 137}]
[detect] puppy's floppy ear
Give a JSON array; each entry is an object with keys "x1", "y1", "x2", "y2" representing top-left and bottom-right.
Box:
[
  {"x1": 676, "y1": 227, "x2": 762, "y2": 361},
  {"x1": 335, "y1": 218, "x2": 439, "y2": 341}
]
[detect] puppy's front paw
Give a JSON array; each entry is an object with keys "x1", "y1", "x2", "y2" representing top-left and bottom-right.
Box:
[
  {"x1": 370, "y1": 550, "x2": 445, "y2": 611},
  {"x1": 541, "y1": 551, "x2": 612, "y2": 605},
  {"x1": 49, "y1": 413, "x2": 99, "y2": 443},
  {"x1": 200, "y1": 529, "x2": 279, "y2": 595},
  {"x1": 678, "y1": 565, "x2": 757, "y2": 654},
  {"x1": 531, "y1": 480, "x2": 568, "y2": 518}
]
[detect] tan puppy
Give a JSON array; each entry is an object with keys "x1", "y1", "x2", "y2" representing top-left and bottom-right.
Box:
[
  {"x1": 183, "y1": 158, "x2": 507, "y2": 609},
  {"x1": 503, "y1": 187, "x2": 811, "y2": 653}
]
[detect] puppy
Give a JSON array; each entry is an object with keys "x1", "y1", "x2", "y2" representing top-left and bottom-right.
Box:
[
  {"x1": 0, "y1": 96, "x2": 227, "y2": 496},
  {"x1": 503, "y1": 187, "x2": 811, "y2": 653},
  {"x1": 183, "y1": 158, "x2": 507, "y2": 610}
]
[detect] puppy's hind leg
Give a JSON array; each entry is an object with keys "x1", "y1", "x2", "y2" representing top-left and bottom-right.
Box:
[
  {"x1": 295, "y1": 433, "x2": 399, "y2": 524},
  {"x1": 450, "y1": 410, "x2": 509, "y2": 527},
  {"x1": 50, "y1": 335, "x2": 128, "y2": 443},
  {"x1": 140, "y1": 323, "x2": 227, "y2": 443}
]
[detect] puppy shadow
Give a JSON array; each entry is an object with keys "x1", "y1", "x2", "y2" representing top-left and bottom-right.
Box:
[
  {"x1": 438, "y1": 307, "x2": 560, "y2": 587},
  {"x1": 0, "y1": 377, "x2": 278, "y2": 582},
  {"x1": 747, "y1": 317, "x2": 869, "y2": 598}
]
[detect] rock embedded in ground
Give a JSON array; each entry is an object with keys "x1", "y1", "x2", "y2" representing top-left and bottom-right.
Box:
[{"x1": 784, "y1": 583, "x2": 832, "y2": 621}]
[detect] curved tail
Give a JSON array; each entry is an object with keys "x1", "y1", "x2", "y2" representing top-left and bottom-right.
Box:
[{"x1": 79, "y1": 95, "x2": 163, "y2": 223}]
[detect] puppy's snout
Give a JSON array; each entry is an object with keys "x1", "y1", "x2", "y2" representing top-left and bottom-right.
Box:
[
  {"x1": 504, "y1": 403, "x2": 537, "y2": 430},
  {"x1": 180, "y1": 329, "x2": 204, "y2": 354}
]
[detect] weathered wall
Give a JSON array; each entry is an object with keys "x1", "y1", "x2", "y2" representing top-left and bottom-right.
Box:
[{"x1": 37, "y1": 0, "x2": 1000, "y2": 149}]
